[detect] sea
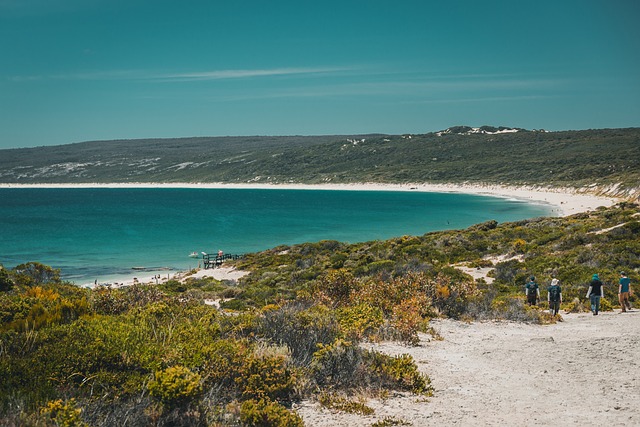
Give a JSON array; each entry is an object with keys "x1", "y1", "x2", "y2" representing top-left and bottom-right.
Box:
[{"x1": 0, "y1": 187, "x2": 553, "y2": 286}]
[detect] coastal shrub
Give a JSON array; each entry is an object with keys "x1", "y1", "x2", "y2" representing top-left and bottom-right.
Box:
[
  {"x1": 0, "y1": 268, "x2": 14, "y2": 292},
  {"x1": 364, "y1": 260, "x2": 396, "y2": 275},
  {"x1": 468, "y1": 219, "x2": 498, "y2": 232},
  {"x1": 239, "y1": 398, "x2": 304, "y2": 427},
  {"x1": 391, "y1": 296, "x2": 429, "y2": 345},
  {"x1": 312, "y1": 269, "x2": 359, "y2": 307},
  {"x1": 198, "y1": 339, "x2": 251, "y2": 401},
  {"x1": 599, "y1": 297, "x2": 614, "y2": 312},
  {"x1": 329, "y1": 252, "x2": 348, "y2": 268},
  {"x1": 512, "y1": 238, "x2": 527, "y2": 253},
  {"x1": 371, "y1": 416, "x2": 411, "y2": 427},
  {"x1": 122, "y1": 283, "x2": 166, "y2": 309},
  {"x1": 489, "y1": 296, "x2": 559, "y2": 324},
  {"x1": 350, "y1": 276, "x2": 399, "y2": 316},
  {"x1": 563, "y1": 297, "x2": 590, "y2": 313},
  {"x1": 317, "y1": 391, "x2": 374, "y2": 415},
  {"x1": 90, "y1": 286, "x2": 130, "y2": 315},
  {"x1": 1, "y1": 286, "x2": 90, "y2": 332},
  {"x1": 40, "y1": 398, "x2": 88, "y2": 427},
  {"x1": 258, "y1": 302, "x2": 340, "y2": 366},
  {"x1": 423, "y1": 271, "x2": 478, "y2": 318},
  {"x1": 148, "y1": 366, "x2": 203, "y2": 407},
  {"x1": 91, "y1": 284, "x2": 166, "y2": 315},
  {"x1": 159, "y1": 279, "x2": 188, "y2": 293},
  {"x1": 236, "y1": 354, "x2": 299, "y2": 403},
  {"x1": 310, "y1": 339, "x2": 362, "y2": 389},
  {"x1": 468, "y1": 258, "x2": 494, "y2": 268},
  {"x1": 12, "y1": 262, "x2": 61, "y2": 287},
  {"x1": 492, "y1": 259, "x2": 525, "y2": 284},
  {"x1": 363, "y1": 351, "x2": 432, "y2": 395},
  {"x1": 220, "y1": 298, "x2": 249, "y2": 311},
  {"x1": 336, "y1": 303, "x2": 384, "y2": 340}
]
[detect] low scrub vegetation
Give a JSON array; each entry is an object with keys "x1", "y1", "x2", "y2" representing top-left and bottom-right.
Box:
[{"x1": 1, "y1": 203, "x2": 638, "y2": 425}]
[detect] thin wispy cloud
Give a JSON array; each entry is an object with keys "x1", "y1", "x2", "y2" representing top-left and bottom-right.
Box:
[
  {"x1": 8, "y1": 66, "x2": 352, "y2": 83},
  {"x1": 154, "y1": 67, "x2": 351, "y2": 82},
  {"x1": 206, "y1": 72, "x2": 566, "y2": 102}
]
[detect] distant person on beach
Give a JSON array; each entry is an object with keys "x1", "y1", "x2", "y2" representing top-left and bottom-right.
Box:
[
  {"x1": 548, "y1": 278, "x2": 562, "y2": 315},
  {"x1": 525, "y1": 276, "x2": 540, "y2": 306},
  {"x1": 586, "y1": 273, "x2": 604, "y2": 315},
  {"x1": 619, "y1": 272, "x2": 632, "y2": 312}
]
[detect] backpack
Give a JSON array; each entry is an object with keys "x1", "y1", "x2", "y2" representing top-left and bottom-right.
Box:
[{"x1": 549, "y1": 285, "x2": 561, "y2": 302}]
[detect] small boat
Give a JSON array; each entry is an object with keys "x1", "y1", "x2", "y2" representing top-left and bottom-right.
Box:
[{"x1": 188, "y1": 252, "x2": 199, "y2": 258}]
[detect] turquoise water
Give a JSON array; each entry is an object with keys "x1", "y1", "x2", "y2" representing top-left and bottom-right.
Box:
[{"x1": 0, "y1": 188, "x2": 552, "y2": 285}]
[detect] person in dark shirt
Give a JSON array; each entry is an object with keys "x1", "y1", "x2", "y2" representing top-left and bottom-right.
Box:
[
  {"x1": 547, "y1": 278, "x2": 562, "y2": 316},
  {"x1": 525, "y1": 276, "x2": 540, "y2": 306},
  {"x1": 586, "y1": 273, "x2": 604, "y2": 315}
]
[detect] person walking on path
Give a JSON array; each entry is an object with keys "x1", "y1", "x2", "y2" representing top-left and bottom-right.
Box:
[
  {"x1": 619, "y1": 272, "x2": 633, "y2": 312},
  {"x1": 525, "y1": 276, "x2": 540, "y2": 306},
  {"x1": 548, "y1": 278, "x2": 562, "y2": 316},
  {"x1": 586, "y1": 273, "x2": 605, "y2": 315}
]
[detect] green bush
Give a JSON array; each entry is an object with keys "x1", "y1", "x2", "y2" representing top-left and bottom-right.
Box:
[
  {"x1": 310, "y1": 339, "x2": 362, "y2": 389},
  {"x1": 148, "y1": 366, "x2": 203, "y2": 407},
  {"x1": 158, "y1": 279, "x2": 188, "y2": 293},
  {"x1": 258, "y1": 302, "x2": 340, "y2": 366},
  {"x1": 317, "y1": 391, "x2": 374, "y2": 415},
  {"x1": 239, "y1": 398, "x2": 304, "y2": 427},
  {"x1": 0, "y1": 268, "x2": 13, "y2": 292},
  {"x1": 12, "y1": 262, "x2": 61, "y2": 287},
  {"x1": 40, "y1": 398, "x2": 88, "y2": 427},
  {"x1": 336, "y1": 303, "x2": 384, "y2": 340},
  {"x1": 237, "y1": 354, "x2": 298, "y2": 403},
  {"x1": 364, "y1": 351, "x2": 433, "y2": 395}
]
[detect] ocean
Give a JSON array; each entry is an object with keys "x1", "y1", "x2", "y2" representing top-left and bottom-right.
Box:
[{"x1": 0, "y1": 187, "x2": 553, "y2": 285}]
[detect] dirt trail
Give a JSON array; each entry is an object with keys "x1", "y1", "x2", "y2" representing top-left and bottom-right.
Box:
[{"x1": 297, "y1": 310, "x2": 640, "y2": 426}]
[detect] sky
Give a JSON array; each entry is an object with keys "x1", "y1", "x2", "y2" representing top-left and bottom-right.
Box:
[{"x1": 1, "y1": 0, "x2": 639, "y2": 149}]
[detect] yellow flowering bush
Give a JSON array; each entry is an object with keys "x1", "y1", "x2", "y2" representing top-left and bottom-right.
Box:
[{"x1": 148, "y1": 365, "x2": 203, "y2": 407}]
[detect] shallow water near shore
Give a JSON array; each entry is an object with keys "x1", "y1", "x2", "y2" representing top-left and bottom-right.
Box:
[{"x1": 0, "y1": 187, "x2": 552, "y2": 284}]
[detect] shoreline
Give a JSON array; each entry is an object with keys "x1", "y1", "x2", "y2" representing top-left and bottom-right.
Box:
[
  {"x1": 81, "y1": 265, "x2": 249, "y2": 289},
  {"x1": 3, "y1": 181, "x2": 619, "y2": 287},
  {"x1": 0, "y1": 181, "x2": 620, "y2": 216}
]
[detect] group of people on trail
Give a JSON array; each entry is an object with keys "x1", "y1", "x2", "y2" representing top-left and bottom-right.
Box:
[
  {"x1": 525, "y1": 276, "x2": 563, "y2": 315},
  {"x1": 525, "y1": 272, "x2": 633, "y2": 316}
]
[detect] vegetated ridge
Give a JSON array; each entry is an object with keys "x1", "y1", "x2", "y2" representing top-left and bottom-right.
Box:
[{"x1": 1, "y1": 126, "x2": 639, "y2": 200}]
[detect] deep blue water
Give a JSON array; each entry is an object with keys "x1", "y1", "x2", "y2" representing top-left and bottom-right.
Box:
[{"x1": 0, "y1": 188, "x2": 552, "y2": 285}]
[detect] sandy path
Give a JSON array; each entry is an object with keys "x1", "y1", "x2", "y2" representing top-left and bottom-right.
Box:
[{"x1": 297, "y1": 311, "x2": 640, "y2": 426}]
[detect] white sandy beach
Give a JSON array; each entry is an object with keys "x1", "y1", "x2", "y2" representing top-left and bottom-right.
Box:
[
  {"x1": 0, "y1": 181, "x2": 621, "y2": 217},
  {"x1": 83, "y1": 266, "x2": 248, "y2": 289}
]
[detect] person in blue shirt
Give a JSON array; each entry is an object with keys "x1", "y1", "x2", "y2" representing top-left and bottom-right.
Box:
[{"x1": 618, "y1": 271, "x2": 632, "y2": 312}]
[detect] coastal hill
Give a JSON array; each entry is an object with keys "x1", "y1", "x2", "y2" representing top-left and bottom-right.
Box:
[{"x1": 1, "y1": 127, "x2": 639, "y2": 199}]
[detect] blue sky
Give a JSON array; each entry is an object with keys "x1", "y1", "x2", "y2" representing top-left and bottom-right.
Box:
[{"x1": 1, "y1": 0, "x2": 639, "y2": 148}]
